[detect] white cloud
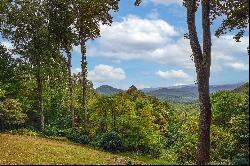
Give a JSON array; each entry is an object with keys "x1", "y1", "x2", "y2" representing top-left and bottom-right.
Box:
[
  {"x1": 211, "y1": 36, "x2": 249, "y2": 72},
  {"x1": 89, "y1": 15, "x2": 195, "y2": 68},
  {"x1": 88, "y1": 64, "x2": 126, "y2": 82},
  {"x1": 156, "y1": 70, "x2": 190, "y2": 79},
  {"x1": 87, "y1": 15, "x2": 248, "y2": 73},
  {"x1": 173, "y1": 83, "x2": 188, "y2": 86},
  {"x1": 134, "y1": 83, "x2": 151, "y2": 89},
  {"x1": 225, "y1": 62, "x2": 249, "y2": 71},
  {"x1": 148, "y1": 0, "x2": 182, "y2": 6}
]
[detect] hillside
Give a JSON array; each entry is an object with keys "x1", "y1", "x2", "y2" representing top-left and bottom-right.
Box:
[
  {"x1": 0, "y1": 134, "x2": 143, "y2": 165},
  {"x1": 96, "y1": 85, "x2": 123, "y2": 95},
  {"x1": 144, "y1": 83, "x2": 243, "y2": 103},
  {"x1": 144, "y1": 86, "x2": 198, "y2": 103},
  {"x1": 95, "y1": 83, "x2": 244, "y2": 103},
  {"x1": 232, "y1": 82, "x2": 249, "y2": 94}
]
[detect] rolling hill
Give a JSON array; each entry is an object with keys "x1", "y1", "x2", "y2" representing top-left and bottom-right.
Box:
[
  {"x1": 95, "y1": 82, "x2": 245, "y2": 103},
  {"x1": 96, "y1": 85, "x2": 123, "y2": 95}
]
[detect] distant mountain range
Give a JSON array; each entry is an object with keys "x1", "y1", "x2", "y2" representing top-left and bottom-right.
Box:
[
  {"x1": 96, "y1": 85, "x2": 123, "y2": 95},
  {"x1": 95, "y1": 82, "x2": 247, "y2": 103}
]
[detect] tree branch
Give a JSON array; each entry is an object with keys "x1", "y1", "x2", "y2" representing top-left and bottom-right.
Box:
[
  {"x1": 185, "y1": 0, "x2": 203, "y2": 66},
  {"x1": 202, "y1": 0, "x2": 211, "y2": 72}
]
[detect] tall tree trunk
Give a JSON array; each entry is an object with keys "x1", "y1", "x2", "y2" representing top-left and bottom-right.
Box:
[
  {"x1": 185, "y1": 0, "x2": 212, "y2": 164},
  {"x1": 67, "y1": 51, "x2": 75, "y2": 129},
  {"x1": 80, "y1": 41, "x2": 88, "y2": 130},
  {"x1": 36, "y1": 62, "x2": 44, "y2": 132},
  {"x1": 197, "y1": 1, "x2": 212, "y2": 164},
  {"x1": 196, "y1": 68, "x2": 211, "y2": 165},
  {"x1": 113, "y1": 109, "x2": 116, "y2": 130}
]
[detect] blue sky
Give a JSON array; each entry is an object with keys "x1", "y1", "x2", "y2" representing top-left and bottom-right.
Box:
[{"x1": 1, "y1": 0, "x2": 249, "y2": 90}]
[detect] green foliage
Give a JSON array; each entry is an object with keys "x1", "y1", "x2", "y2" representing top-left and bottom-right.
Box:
[
  {"x1": 210, "y1": 0, "x2": 249, "y2": 41},
  {"x1": 211, "y1": 91, "x2": 249, "y2": 127},
  {"x1": 210, "y1": 125, "x2": 237, "y2": 162},
  {"x1": 173, "y1": 113, "x2": 198, "y2": 164},
  {"x1": 232, "y1": 155, "x2": 249, "y2": 165},
  {"x1": 66, "y1": 129, "x2": 90, "y2": 145},
  {"x1": 211, "y1": 91, "x2": 249, "y2": 160},
  {"x1": 0, "y1": 45, "x2": 23, "y2": 100},
  {"x1": 87, "y1": 89, "x2": 168, "y2": 156},
  {"x1": 90, "y1": 133, "x2": 103, "y2": 148},
  {"x1": 8, "y1": 128, "x2": 40, "y2": 137},
  {"x1": 99, "y1": 131, "x2": 123, "y2": 152},
  {"x1": 0, "y1": 99, "x2": 27, "y2": 131}
]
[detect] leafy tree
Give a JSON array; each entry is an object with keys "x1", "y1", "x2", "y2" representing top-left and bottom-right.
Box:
[
  {"x1": 210, "y1": 0, "x2": 249, "y2": 42},
  {"x1": 0, "y1": 0, "x2": 65, "y2": 132},
  {"x1": 44, "y1": 0, "x2": 120, "y2": 130},
  {"x1": 69, "y1": 0, "x2": 119, "y2": 130},
  {"x1": 45, "y1": 0, "x2": 77, "y2": 129},
  {"x1": 0, "y1": 44, "x2": 22, "y2": 99}
]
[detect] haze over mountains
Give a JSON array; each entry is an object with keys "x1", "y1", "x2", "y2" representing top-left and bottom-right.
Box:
[{"x1": 96, "y1": 82, "x2": 247, "y2": 103}]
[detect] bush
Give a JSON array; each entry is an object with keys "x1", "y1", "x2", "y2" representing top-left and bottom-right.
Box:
[
  {"x1": 79, "y1": 134, "x2": 89, "y2": 144},
  {"x1": 8, "y1": 128, "x2": 40, "y2": 136},
  {"x1": 67, "y1": 130, "x2": 81, "y2": 143},
  {"x1": 90, "y1": 134, "x2": 103, "y2": 148},
  {"x1": 66, "y1": 129, "x2": 89, "y2": 144},
  {"x1": 232, "y1": 156, "x2": 249, "y2": 165},
  {"x1": 99, "y1": 131, "x2": 123, "y2": 152},
  {"x1": 210, "y1": 125, "x2": 237, "y2": 162},
  {"x1": 0, "y1": 99, "x2": 27, "y2": 131},
  {"x1": 44, "y1": 125, "x2": 59, "y2": 136}
]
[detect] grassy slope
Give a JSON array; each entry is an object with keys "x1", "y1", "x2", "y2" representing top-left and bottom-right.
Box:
[{"x1": 0, "y1": 134, "x2": 144, "y2": 165}]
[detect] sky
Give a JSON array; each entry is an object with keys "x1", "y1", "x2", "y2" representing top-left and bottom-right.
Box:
[{"x1": 1, "y1": 0, "x2": 249, "y2": 90}]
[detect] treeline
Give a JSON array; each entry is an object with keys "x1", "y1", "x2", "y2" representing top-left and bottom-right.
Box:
[{"x1": 0, "y1": 0, "x2": 120, "y2": 132}]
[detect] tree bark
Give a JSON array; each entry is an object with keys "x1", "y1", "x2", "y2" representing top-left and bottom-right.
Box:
[
  {"x1": 35, "y1": 61, "x2": 44, "y2": 132},
  {"x1": 196, "y1": 1, "x2": 212, "y2": 164},
  {"x1": 185, "y1": 0, "x2": 212, "y2": 164},
  {"x1": 67, "y1": 51, "x2": 75, "y2": 129},
  {"x1": 80, "y1": 41, "x2": 88, "y2": 130},
  {"x1": 196, "y1": 68, "x2": 211, "y2": 165}
]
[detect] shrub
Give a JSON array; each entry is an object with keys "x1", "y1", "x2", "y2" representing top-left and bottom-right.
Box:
[
  {"x1": 90, "y1": 134, "x2": 103, "y2": 148},
  {"x1": 210, "y1": 125, "x2": 237, "y2": 162},
  {"x1": 79, "y1": 134, "x2": 89, "y2": 144},
  {"x1": 99, "y1": 131, "x2": 123, "y2": 152},
  {"x1": 67, "y1": 130, "x2": 81, "y2": 143},
  {"x1": 232, "y1": 155, "x2": 249, "y2": 165},
  {"x1": 44, "y1": 125, "x2": 59, "y2": 136},
  {"x1": 8, "y1": 128, "x2": 40, "y2": 136},
  {"x1": 66, "y1": 129, "x2": 89, "y2": 144},
  {"x1": 0, "y1": 99, "x2": 27, "y2": 131}
]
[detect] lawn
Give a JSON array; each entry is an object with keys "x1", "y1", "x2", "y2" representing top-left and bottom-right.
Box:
[{"x1": 0, "y1": 134, "x2": 144, "y2": 165}]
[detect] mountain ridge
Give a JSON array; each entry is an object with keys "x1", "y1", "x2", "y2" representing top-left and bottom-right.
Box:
[{"x1": 95, "y1": 82, "x2": 247, "y2": 103}]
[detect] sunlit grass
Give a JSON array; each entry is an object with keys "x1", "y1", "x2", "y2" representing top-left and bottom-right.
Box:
[{"x1": 0, "y1": 134, "x2": 144, "y2": 165}]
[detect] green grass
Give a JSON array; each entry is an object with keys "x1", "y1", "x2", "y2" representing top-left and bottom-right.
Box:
[{"x1": 0, "y1": 134, "x2": 144, "y2": 165}]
